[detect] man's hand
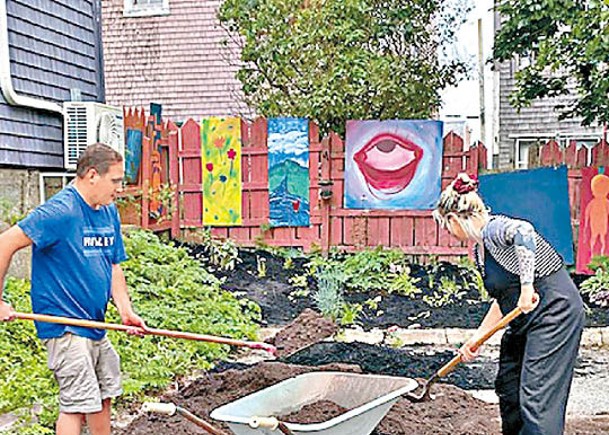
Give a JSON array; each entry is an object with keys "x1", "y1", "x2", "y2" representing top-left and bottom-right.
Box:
[
  {"x1": 120, "y1": 310, "x2": 147, "y2": 336},
  {"x1": 518, "y1": 284, "x2": 540, "y2": 314},
  {"x1": 0, "y1": 300, "x2": 15, "y2": 322}
]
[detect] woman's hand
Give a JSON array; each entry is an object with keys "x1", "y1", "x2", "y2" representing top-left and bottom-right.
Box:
[
  {"x1": 518, "y1": 284, "x2": 539, "y2": 314},
  {"x1": 458, "y1": 336, "x2": 482, "y2": 362}
]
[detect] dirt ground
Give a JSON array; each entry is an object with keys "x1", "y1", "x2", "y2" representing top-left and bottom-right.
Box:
[{"x1": 118, "y1": 309, "x2": 609, "y2": 435}]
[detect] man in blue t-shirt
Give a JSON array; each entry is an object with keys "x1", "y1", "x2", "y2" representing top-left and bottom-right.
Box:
[{"x1": 0, "y1": 143, "x2": 146, "y2": 435}]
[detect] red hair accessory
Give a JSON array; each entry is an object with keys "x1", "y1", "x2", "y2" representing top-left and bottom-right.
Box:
[{"x1": 453, "y1": 174, "x2": 479, "y2": 195}]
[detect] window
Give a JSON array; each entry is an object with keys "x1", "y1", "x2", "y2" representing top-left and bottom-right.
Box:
[
  {"x1": 123, "y1": 0, "x2": 169, "y2": 18},
  {"x1": 515, "y1": 139, "x2": 542, "y2": 169},
  {"x1": 514, "y1": 135, "x2": 601, "y2": 169},
  {"x1": 39, "y1": 173, "x2": 76, "y2": 204}
]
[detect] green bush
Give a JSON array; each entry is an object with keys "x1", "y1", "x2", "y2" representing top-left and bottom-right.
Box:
[{"x1": 0, "y1": 229, "x2": 261, "y2": 432}]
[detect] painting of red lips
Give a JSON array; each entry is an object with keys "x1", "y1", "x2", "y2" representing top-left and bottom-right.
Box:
[{"x1": 345, "y1": 120, "x2": 443, "y2": 210}]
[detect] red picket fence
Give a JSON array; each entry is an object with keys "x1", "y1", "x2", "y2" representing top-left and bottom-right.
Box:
[{"x1": 119, "y1": 111, "x2": 487, "y2": 260}]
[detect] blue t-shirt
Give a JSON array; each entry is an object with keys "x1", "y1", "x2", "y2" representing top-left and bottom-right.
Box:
[{"x1": 18, "y1": 185, "x2": 127, "y2": 340}]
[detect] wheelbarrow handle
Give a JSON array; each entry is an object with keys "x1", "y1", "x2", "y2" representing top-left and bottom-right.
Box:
[
  {"x1": 249, "y1": 417, "x2": 294, "y2": 435},
  {"x1": 143, "y1": 402, "x2": 229, "y2": 435},
  {"x1": 14, "y1": 312, "x2": 277, "y2": 355},
  {"x1": 437, "y1": 306, "x2": 522, "y2": 378}
]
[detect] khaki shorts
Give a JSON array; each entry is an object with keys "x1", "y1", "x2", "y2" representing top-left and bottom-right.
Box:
[{"x1": 44, "y1": 334, "x2": 122, "y2": 414}]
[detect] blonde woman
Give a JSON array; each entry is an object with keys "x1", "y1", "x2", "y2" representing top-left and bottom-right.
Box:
[{"x1": 434, "y1": 173, "x2": 584, "y2": 435}]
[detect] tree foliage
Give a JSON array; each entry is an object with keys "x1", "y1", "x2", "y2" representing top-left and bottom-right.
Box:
[
  {"x1": 493, "y1": 0, "x2": 609, "y2": 126},
  {"x1": 218, "y1": 0, "x2": 470, "y2": 134}
]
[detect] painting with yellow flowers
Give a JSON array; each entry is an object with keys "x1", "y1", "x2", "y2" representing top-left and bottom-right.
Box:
[{"x1": 201, "y1": 117, "x2": 242, "y2": 225}]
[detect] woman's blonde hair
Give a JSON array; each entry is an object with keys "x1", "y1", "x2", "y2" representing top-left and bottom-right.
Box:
[{"x1": 433, "y1": 173, "x2": 488, "y2": 241}]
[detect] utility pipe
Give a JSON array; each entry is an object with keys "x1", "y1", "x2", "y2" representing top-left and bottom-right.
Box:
[{"x1": 0, "y1": 0, "x2": 63, "y2": 114}]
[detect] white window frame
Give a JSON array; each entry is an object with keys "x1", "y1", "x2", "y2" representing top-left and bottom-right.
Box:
[
  {"x1": 39, "y1": 173, "x2": 76, "y2": 204},
  {"x1": 123, "y1": 0, "x2": 170, "y2": 18},
  {"x1": 513, "y1": 134, "x2": 602, "y2": 169}
]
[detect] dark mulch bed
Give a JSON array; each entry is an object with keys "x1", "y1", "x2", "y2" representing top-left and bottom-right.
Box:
[
  {"x1": 281, "y1": 341, "x2": 497, "y2": 390},
  {"x1": 184, "y1": 245, "x2": 609, "y2": 329}
]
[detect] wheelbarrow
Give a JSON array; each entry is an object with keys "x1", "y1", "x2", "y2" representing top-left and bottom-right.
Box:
[
  {"x1": 144, "y1": 372, "x2": 419, "y2": 435},
  {"x1": 144, "y1": 307, "x2": 522, "y2": 435}
]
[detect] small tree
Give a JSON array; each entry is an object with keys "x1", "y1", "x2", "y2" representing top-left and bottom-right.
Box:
[
  {"x1": 219, "y1": 0, "x2": 470, "y2": 135},
  {"x1": 493, "y1": 0, "x2": 609, "y2": 127}
]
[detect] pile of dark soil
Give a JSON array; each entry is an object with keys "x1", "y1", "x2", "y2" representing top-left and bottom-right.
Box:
[
  {"x1": 269, "y1": 308, "x2": 339, "y2": 358},
  {"x1": 277, "y1": 400, "x2": 348, "y2": 424},
  {"x1": 184, "y1": 245, "x2": 609, "y2": 329}
]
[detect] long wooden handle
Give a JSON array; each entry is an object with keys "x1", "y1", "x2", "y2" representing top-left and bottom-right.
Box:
[
  {"x1": 14, "y1": 312, "x2": 277, "y2": 355},
  {"x1": 437, "y1": 307, "x2": 522, "y2": 378}
]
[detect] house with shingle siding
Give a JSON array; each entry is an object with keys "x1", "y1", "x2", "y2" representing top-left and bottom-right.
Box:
[
  {"x1": 0, "y1": 0, "x2": 105, "y2": 277},
  {"x1": 101, "y1": 0, "x2": 252, "y2": 121}
]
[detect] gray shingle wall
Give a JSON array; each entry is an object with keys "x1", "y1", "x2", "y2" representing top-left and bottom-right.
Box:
[
  {"x1": 498, "y1": 59, "x2": 602, "y2": 169},
  {"x1": 0, "y1": 0, "x2": 104, "y2": 169},
  {"x1": 102, "y1": 0, "x2": 253, "y2": 121}
]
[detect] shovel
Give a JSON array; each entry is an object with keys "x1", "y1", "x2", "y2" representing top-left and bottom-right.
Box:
[
  {"x1": 13, "y1": 312, "x2": 277, "y2": 355},
  {"x1": 405, "y1": 306, "x2": 523, "y2": 402}
]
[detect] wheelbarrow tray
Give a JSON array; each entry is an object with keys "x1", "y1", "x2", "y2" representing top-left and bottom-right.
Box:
[{"x1": 210, "y1": 371, "x2": 418, "y2": 435}]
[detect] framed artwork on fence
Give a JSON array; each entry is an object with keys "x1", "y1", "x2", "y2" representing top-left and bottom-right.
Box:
[
  {"x1": 201, "y1": 117, "x2": 243, "y2": 226},
  {"x1": 344, "y1": 120, "x2": 443, "y2": 210},
  {"x1": 267, "y1": 118, "x2": 310, "y2": 227},
  {"x1": 577, "y1": 167, "x2": 609, "y2": 273}
]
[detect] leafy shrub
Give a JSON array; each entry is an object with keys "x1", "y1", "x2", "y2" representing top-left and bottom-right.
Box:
[
  {"x1": 0, "y1": 229, "x2": 261, "y2": 432},
  {"x1": 581, "y1": 255, "x2": 609, "y2": 307},
  {"x1": 190, "y1": 228, "x2": 240, "y2": 271}
]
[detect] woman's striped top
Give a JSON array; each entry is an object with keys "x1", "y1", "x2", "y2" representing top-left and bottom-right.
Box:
[{"x1": 474, "y1": 215, "x2": 564, "y2": 285}]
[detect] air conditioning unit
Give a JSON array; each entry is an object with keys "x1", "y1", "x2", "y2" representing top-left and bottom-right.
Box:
[{"x1": 63, "y1": 102, "x2": 125, "y2": 170}]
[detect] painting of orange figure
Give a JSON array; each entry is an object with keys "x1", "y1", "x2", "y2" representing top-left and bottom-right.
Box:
[
  {"x1": 201, "y1": 117, "x2": 242, "y2": 226},
  {"x1": 577, "y1": 167, "x2": 609, "y2": 273}
]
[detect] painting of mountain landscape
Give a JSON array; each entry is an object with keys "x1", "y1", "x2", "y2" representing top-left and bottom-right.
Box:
[{"x1": 267, "y1": 118, "x2": 310, "y2": 227}]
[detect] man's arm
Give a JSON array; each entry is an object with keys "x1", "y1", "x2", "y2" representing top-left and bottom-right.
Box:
[
  {"x1": 111, "y1": 264, "x2": 146, "y2": 332},
  {"x1": 0, "y1": 226, "x2": 33, "y2": 321}
]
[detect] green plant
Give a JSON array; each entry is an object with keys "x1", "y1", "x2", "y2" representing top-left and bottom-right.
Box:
[
  {"x1": 363, "y1": 295, "x2": 382, "y2": 311},
  {"x1": 147, "y1": 183, "x2": 176, "y2": 221},
  {"x1": 339, "y1": 302, "x2": 363, "y2": 326},
  {"x1": 289, "y1": 274, "x2": 308, "y2": 288},
  {"x1": 288, "y1": 288, "x2": 310, "y2": 301},
  {"x1": 0, "y1": 197, "x2": 29, "y2": 225},
  {"x1": 192, "y1": 228, "x2": 240, "y2": 271},
  {"x1": 457, "y1": 256, "x2": 488, "y2": 301},
  {"x1": 385, "y1": 326, "x2": 404, "y2": 348},
  {"x1": 388, "y1": 266, "x2": 421, "y2": 297},
  {"x1": 581, "y1": 255, "x2": 609, "y2": 307},
  {"x1": 283, "y1": 257, "x2": 294, "y2": 270},
  {"x1": 115, "y1": 190, "x2": 142, "y2": 217},
  {"x1": 256, "y1": 256, "x2": 267, "y2": 278},
  {"x1": 313, "y1": 268, "x2": 345, "y2": 320},
  {"x1": 422, "y1": 276, "x2": 466, "y2": 308}
]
